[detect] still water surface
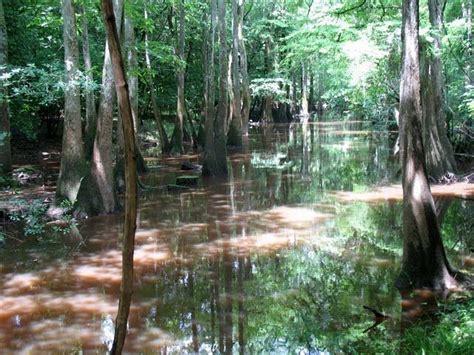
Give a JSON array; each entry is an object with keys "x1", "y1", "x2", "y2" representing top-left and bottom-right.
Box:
[{"x1": 0, "y1": 122, "x2": 472, "y2": 353}]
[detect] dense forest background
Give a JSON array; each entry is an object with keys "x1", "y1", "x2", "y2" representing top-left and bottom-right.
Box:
[{"x1": 1, "y1": 0, "x2": 472, "y2": 157}]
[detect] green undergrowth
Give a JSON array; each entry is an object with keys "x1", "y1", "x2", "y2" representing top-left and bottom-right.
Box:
[
  {"x1": 344, "y1": 298, "x2": 474, "y2": 354},
  {"x1": 4, "y1": 199, "x2": 77, "y2": 243}
]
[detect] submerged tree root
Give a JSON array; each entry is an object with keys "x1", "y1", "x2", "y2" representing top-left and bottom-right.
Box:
[{"x1": 429, "y1": 171, "x2": 474, "y2": 185}]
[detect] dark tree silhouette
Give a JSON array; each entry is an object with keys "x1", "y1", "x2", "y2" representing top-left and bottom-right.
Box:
[{"x1": 101, "y1": 0, "x2": 138, "y2": 353}]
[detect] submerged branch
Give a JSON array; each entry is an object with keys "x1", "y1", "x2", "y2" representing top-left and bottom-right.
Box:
[{"x1": 363, "y1": 305, "x2": 390, "y2": 319}]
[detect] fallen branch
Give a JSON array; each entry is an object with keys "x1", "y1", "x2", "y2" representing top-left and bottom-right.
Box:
[{"x1": 363, "y1": 305, "x2": 390, "y2": 319}]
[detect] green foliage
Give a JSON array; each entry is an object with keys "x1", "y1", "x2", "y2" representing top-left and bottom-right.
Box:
[
  {"x1": 10, "y1": 199, "x2": 48, "y2": 237},
  {"x1": 342, "y1": 299, "x2": 474, "y2": 354},
  {"x1": 250, "y1": 78, "x2": 289, "y2": 101},
  {"x1": 8, "y1": 199, "x2": 77, "y2": 238},
  {"x1": 460, "y1": 84, "x2": 474, "y2": 117},
  {"x1": 0, "y1": 173, "x2": 18, "y2": 190},
  {"x1": 2, "y1": 63, "x2": 64, "y2": 140},
  {"x1": 51, "y1": 199, "x2": 78, "y2": 236}
]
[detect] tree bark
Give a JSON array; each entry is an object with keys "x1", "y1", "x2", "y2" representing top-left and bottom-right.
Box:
[
  {"x1": 292, "y1": 71, "x2": 298, "y2": 115},
  {"x1": 317, "y1": 70, "x2": 324, "y2": 120},
  {"x1": 215, "y1": 0, "x2": 228, "y2": 174},
  {"x1": 261, "y1": 96, "x2": 272, "y2": 123},
  {"x1": 237, "y1": 0, "x2": 252, "y2": 136},
  {"x1": 144, "y1": 4, "x2": 170, "y2": 153},
  {"x1": 261, "y1": 39, "x2": 273, "y2": 123},
  {"x1": 421, "y1": 0, "x2": 456, "y2": 180},
  {"x1": 124, "y1": 15, "x2": 147, "y2": 173},
  {"x1": 81, "y1": 5, "x2": 97, "y2": 159},
  {"x1": 396, "y1": 0, "x2": 459, "y2": 292},
  {"x1": 203, "y1": 0, "x2": 228, "y2": 177},
  {"x1": 174, "y1": 0, "x2": 185, "y2": 154},
  {"x1": 57, "y1": 0, "x2": 85, "y2": 203},
  {"x1": 0, "y1": 0, "x2": 11, "y2": 173},
  {"x1": 228, "y1": 0, "x2": 243, "y2": 147},
  {"x1": 115, "y1": 13, "x2": 148, "y2": 189},
  {"x1": 227, "y1": 51, "x2": 234, "y2": 134},
  {"x1": 301, "y1": 62, "x2": 309, "y2": 122},
  {"x1": 238, "y1": 0, "x2": 250, "y2": 136},
  {"x1": 76, "y1": 0, "x2": 123, "y2": 216},
  {"x1": 101, "y1": 1, "x2": 138, "y2": 354},
  {"x1": 202, "y1": 0, "x2": 217, "y2": 173}
]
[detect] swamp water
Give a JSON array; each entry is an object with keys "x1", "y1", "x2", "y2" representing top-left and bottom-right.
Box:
[{"x1": 0, "y1": 122, "x2": 472, "y2": 353}]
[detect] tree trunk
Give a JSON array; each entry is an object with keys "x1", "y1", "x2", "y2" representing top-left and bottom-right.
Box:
[
  {"x1": 200, "y1": 10, "x2": 209, "y2": 146},
  {"x1": 174, "y1": 0, "x2": 185, "y2": 154},
  {"x1": 301, "y1": 63, "x2": 309, "y2": 122},
  {"x1": 421, "y1": 0, "x2": 456, "y2": 180},
  {"x1": 227, "y1": 50, "x2": 234, "y2": 134},
  {"x1": 202, "y1": 0, "x2": 217, "y2": 173},
  {"x1": 261, "y1": 39, "x2": 273, "y2": 123},
  {"x1": 76, "y1": 0, "x2": 123, "y2": 216},
  {"x1": 215, "y1": 0, "x2": 229, "y2": 172},
  {"x1": 227, "y1": 0, "x2": 243, "y2": 147},
  {"x1": 124, "y1": 15, "x2": 147, "y2": 173},
  {"x1": 261, "y1": 97, "x2": 272, "y2": 123},
  {"x1": 0, "y1": 0, "x2": 11, "y2": 174},
  {"x1": 309, "y1": 72, "x2": 314, "y2": 112},
  {"x1": 57, "y1": 0, "x2": 85, "y2": 203},
  {"x1": 203, "y1": 0, "x2": 228, "y2": 177},
  {"x1": 317, "y1": 69, "x2": 324, "y2": 120},
  {"x1": 115, "y1": 13, "x2": 147, "y2": 189},
  {"x1": 396, "y1": 0, "x2": 459, "y2": 292},
  {"x1": 81, "y1": 5, "x2": 97, "y2": 160},
  {"x1": 101, "y1": 1, "x2": 138, "y2": 354},
  {"x1": 144, "y1": 4, "x2": 170, "y2": 153},
  {"x1": 238, "y1": 0, "x2": 250, "y2": 136},
  {"x1": 292, "y1": 71, "x2": 297, "y2": 115}
]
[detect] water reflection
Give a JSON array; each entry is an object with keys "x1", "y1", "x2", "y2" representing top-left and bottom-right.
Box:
[{"x1": 0, "y1": 122, "x2": 472, "y2": 352}]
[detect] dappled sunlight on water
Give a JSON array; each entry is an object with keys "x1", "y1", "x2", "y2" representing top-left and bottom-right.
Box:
[{"x1": 0, "y1": 122, "x2": 472, "y2": 353}]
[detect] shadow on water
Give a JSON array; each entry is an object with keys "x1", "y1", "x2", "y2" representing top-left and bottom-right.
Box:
[{"x1": 0, "y1": 122, "x2": 472, "y2": 352}]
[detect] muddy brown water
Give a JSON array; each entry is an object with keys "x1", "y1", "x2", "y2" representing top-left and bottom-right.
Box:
[{"x1": 0, "y1": 122, "x2": 472, "y2": 353}]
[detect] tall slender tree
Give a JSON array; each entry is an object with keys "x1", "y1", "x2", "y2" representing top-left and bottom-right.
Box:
[
  {"x1": 396, "y1": 0, "x2": 460, "y2": 291},
  {"x1": 261, "y1": 38, "x2": 273, "y2": 123},
  {"x1": 56, "y1": 0, "x2": 85, "y2": 203},
  {"x1": 301, "y1": 62, "x2": 309, "y2": 121},
  {"x1": 101, "y1": 0, "x2": 137, "y2": 353},
  {"x1": 144, "y1": 3, "x2": 170, "y2": 153},
  {"x1": 238, "y1": 0, "x2": 250, "y2": 136},
  {"x1": 114, "y1": 10, "x2": 148, "y2": 190},
  {"x1": 174, "y1": 0, "x2": 185, "y2": 154},
  {"x1": 228, "y1": 0, "x2": 243, "y2": 147},
  {"x1": 124, "y1": 14, "x2": 147, "y2": 173},
  {"x1": 0, "y1": 0, "x2": 11, "y2": 174}
]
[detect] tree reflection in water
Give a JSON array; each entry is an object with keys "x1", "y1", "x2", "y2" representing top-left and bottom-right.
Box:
[{"x1": 0, "y1": 122, "x2": 472, "y2": 352}]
